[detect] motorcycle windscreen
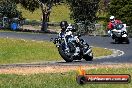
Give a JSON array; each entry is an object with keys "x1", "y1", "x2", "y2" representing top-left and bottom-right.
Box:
[{"x1": 122, "y1": 24, "x2": 127, "y2": 32}]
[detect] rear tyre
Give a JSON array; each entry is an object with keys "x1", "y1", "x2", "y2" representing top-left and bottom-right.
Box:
[
  {"x1": 83, "y1": 53, "x2": 93, "y2": 61},
  {"x1": 125, "y1": 38, "x2": 130, "y2": 44},
  {"x1": 58, "y1": 46, "x2": 73, "y2": 62}
]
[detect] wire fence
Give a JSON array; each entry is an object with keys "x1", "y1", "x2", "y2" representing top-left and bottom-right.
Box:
[
  {"x1": 1, "y1": 18, "x2": 132, "y2": 37},
  {"x1": 20, "y1": 21, "x2": 107, "y2": 35}
]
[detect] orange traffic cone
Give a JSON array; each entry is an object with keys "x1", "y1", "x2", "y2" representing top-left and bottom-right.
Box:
[{"x1": 78, "y1": 66, "x2": 86, "y2": 76}]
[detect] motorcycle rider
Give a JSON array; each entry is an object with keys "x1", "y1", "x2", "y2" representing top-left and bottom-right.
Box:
[
  {"x1": 59, "y1": 21, "x2": 80, "y2": 56},
  {"x1": 59, "y1": 21, "x2": 69, "y2": 38},
  {"x1": 107, "y1": 16, "x2": 122, "y2": 37},
  {"x1": 59, "y1": 21, "x2": 76, "y2": 37}
]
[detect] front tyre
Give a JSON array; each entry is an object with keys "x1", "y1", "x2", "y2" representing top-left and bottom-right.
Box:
[
  {"x1": 58, "y1": 46, "x2": 73, "y2": 62},
  {"x1": 115, "y1": 38, "x2": 121, "y2": 44}
]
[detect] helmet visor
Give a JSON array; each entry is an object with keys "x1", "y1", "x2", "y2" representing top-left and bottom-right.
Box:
[{"x1": 110, "y1": 19, "x2": 114, "y2": 22}]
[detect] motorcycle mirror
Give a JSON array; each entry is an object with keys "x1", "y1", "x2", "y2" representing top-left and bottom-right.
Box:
[
  {"x1": 53, "y1": 38, "x2": 59, "y2": 44},
  {"x1": 50, "y1": 38, "x2": 53, "y2": 41}
]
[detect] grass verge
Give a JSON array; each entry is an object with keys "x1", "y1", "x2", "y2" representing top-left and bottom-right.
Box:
[
  {"x1": 0, "y1": 38, "x2": 112, "y2": 64},
  {"x1": 0, "y1": 67, "x2": 131, "y2": 88}
]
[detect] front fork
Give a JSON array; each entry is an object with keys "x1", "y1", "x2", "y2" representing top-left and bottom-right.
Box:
[{"x1": 63, "y1": 37, "x2": 70, "y2": 55}]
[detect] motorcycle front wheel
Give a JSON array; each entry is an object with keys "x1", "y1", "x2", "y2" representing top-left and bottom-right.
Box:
[
  {"x1": 115, "y1": 38, "x2": 120, "y2": 44},
  {"x1": 58, "y1": 46, "x2": 73, "y2": 62}
]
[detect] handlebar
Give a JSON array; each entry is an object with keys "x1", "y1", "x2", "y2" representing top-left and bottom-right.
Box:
[{"x1": 50, "y1": 38, "x2": 60, "y2": 44}]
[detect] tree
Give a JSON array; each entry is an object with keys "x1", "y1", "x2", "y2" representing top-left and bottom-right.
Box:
[
  {"x1": 0, "y1": 0, "x2": 22, "y2": 18},
  {"x1": 97, "y1": 0, "x2": 109, "y2": 16},
  {"x1": 13, "y1": 0, "x2": 54, "y2": 31},
  {"x1": 67, "y1": 0, "x2": 99, "y2": 33},
  {"x1": 108, "y1": 0, "x2": 132, "y2": 26},
  {"x1": 37, "y1": 0, "x2": 53, "y2": 31}
]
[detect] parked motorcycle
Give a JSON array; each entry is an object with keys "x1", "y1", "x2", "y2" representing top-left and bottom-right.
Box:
[
  {"x1": 51, "y1": 25, "x2": 93, "y2": 62},
  {"x1": 110, "y1": 23, "x2": 130, "y2": 44}
]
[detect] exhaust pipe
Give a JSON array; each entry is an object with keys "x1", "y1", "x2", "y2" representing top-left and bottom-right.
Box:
[{"x1": 84, "y1": 48, "x2": 92, "y2": 55}]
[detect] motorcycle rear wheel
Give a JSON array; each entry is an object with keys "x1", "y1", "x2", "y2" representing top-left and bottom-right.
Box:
[{"x1": 83, "y1": 53, "x2": 93, "y2": 61}]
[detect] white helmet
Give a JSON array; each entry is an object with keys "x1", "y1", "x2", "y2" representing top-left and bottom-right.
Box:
[
  {"x1": 110, "y1": 16, "x2": 115, "y2": 20},
  {"x1": 110, "y1": 16, "x2": 115, "y2": 22}
]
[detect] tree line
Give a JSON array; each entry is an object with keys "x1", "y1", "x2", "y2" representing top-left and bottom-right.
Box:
[{"x1": 0, "y1": 0, "x2": 132, "y2": 32}]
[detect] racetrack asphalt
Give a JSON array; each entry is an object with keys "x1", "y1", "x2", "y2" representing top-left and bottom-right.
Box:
[{"x1": 0, "y1": 31, "x2": 132, "y2": 67}]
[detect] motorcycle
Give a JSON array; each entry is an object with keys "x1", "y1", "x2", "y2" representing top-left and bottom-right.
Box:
[
  {"x1": 110, "y1": 23, "x2": 130, "y2": 44},
  {"x1": 51, "y1": 25, "x2": 93, "y2": 62}
]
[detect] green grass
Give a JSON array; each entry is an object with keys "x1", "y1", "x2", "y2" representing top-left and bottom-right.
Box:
[
  {"x1": 49, "y1": 4, "x2": 74, "y2": 23},
  {"x1": 17, "y1": 5, "x2": 42, "y2": 21},
  {"x1": 0, "y1": 38, "x2": 61, "y2": 64},
  {"x1": 92, "y1": 47, "x2": 112, "y2": 57},
  {"x1": 0, "y1": 68, "x2": 132, "y2": 88},
  {"x1": 17, "y1": 3, "x2": 74, "y2": 23},
  {"x1": 0, "y1": 38, "x2": 112, "y2": 64}
]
